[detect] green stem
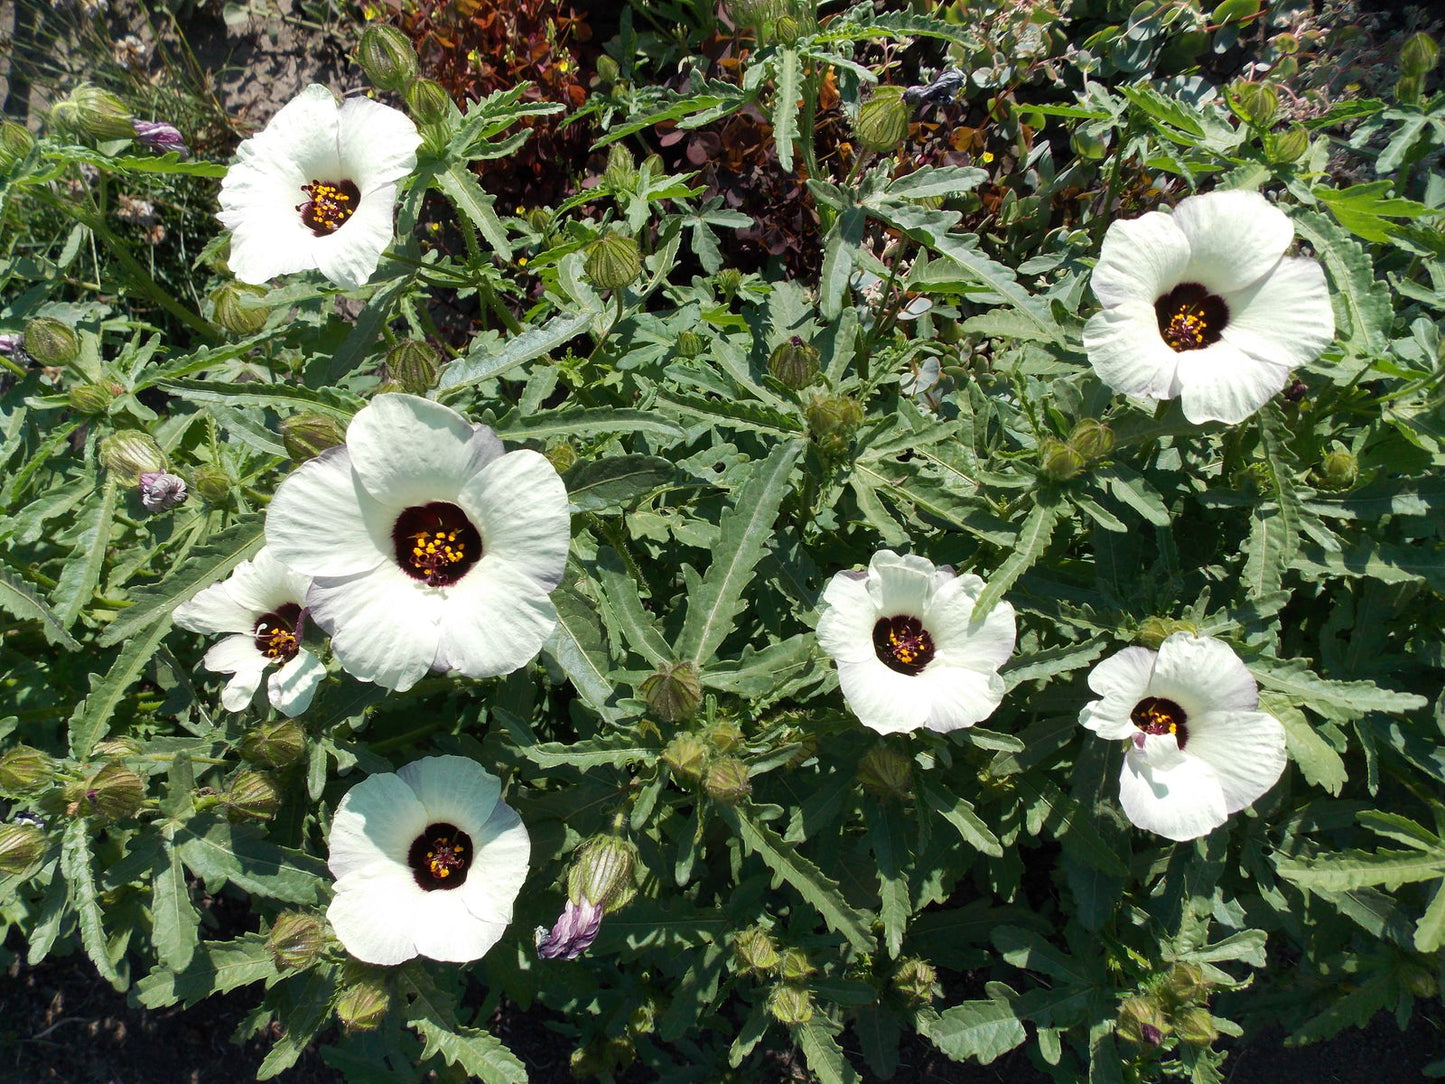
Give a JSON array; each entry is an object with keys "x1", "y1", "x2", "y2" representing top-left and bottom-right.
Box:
[{"x1": 476, "y1": 275, "x2": 523, "y2": 335}]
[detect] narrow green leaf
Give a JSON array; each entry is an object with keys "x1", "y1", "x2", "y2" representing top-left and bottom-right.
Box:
[
  {"x1": 439, "y1": 309, "x2": 595, "y2": 391},
  {"x1": 493, "y1": 406, "x2": 683, "y2": 441},
  {"x1": 497, "y1": 709, "x2": 653, "y2": 768},
  {"x1": 885, "y1": 165, "x2": 989, "y2": 199},
  {"x1": 819, "y1": 206, "x2": 865, "y2": 320},
  {"x1": 175, "y1": 817, "x2": 324, "y2": 903},
  {"x1": 920, "y1": 778, "x2": 1004, "y2": 857},
  {"x1": 546, "y1": 585, "x2": 625, "y2": 724},
  {"x1": 412, "y1": 1017, "x2": 527, "y2": 1084},
  {"x1": 159, "y1": 378, "x2": 362, "y2": 419},
  {"x1": 134, "y1": 933, "x2": 279, "y2": 1008},
  {"x1": 922, "y1": 999, "x2": 1028, "y2": 1065},
  {"x1": 1292, "y1": 210, "x2": 1391, "y2": 357},
  {"x1": 68, "y1": 616, "x2": 172, "y2": 758},
  {"x1": 0, "y1": 561, "x2": 80, "y2": 649},
  {"x1": 436, "y1": 162, "x2": 513, "y2": 256},
  {"x1": 1253, "y1": 657, "x2": 1426, "y2": 719},
  {"x1": 973, "y1": 494, "x2": 1060, "y2": 620},
  {"x1": 564, "y1": 455, "x2": 676, "y2": 513},
  {"x1": 61, "y1": 820, "x2": 127, "y2": 991},
  {"x1": 864, "y1": 801, "x2": 912, "y2": 957},
  {"x1": 1413, "y1": 881, "x2": 1445, "y2": 953},
  {"x1": 796, "y1": 1019, "x2": 861, "y2": 1084},
  {"x1": 257, "y1": 968, "x2": 334, "y2": 1079},
  {"x1": 1261, "y1": 691, "x2": 1347, "y2": 795},
  {"x1": 772, "y1": 48, "x2": 800, "y2": 173},
  {"x1": 595, "y1": 547, "x2": 671, "y2": 666},
  {"x1": 152, "y1": 836, "x2": 200, "y2": 972},
  {"x1": 52, "y1": 478, "x2": 117, "y2": 626},
  {"x1": 1275, "y1": 849, "x2": 1445, "y2": 892}
]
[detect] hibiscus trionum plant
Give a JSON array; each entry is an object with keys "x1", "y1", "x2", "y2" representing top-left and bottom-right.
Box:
[{"x1": 1, "y1": 7, "x2": 1443, "y2": 1083}]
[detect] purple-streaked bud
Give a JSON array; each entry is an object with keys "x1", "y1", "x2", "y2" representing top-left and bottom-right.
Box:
[
  {"x1": 132, "y1": 119, "x2": 189, "y2": 158},
  {"x1": 138, "y1": 471, "x2": 187, "y2": 513},
  {"x1": 535, "y1": 898, "x2": 604, "y2": 960}
]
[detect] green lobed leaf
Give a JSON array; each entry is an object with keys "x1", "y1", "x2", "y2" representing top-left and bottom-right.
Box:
[
  {"x1": 0, "y1": 560, "x2": 80, "y2": 649},
  {"x1": 920, "y1": 778, "x2": 1004, "y2": 857},
  {"x1": 921, "y1": 998, "x2": 1028, "y2": 1065},
  {"x1": 863, "y1": 800, "x2": 912, "y2": 957},
  {"x1": 1261, "y1": 691, "x2": 1347, "y2": 796},
  {"x1": 51, "y1": 477, "x2": 117, "y2": 627},
  {"x1": 439, "y1": 309, "x2": 596, "y2": 391},
  {"x1": 564, "y1": 455, "x2": 677, "y2": 513},
  {"x1": 411, "y1": 1017, "x2": 527, "y2": 1084},
  {"x1": 973, "y1": 493, "x2": 1061, "y2": 620},
  {"x1": 796, "y1": 1018, "x2": 862, "y2": 1084},
  {"x1": 772, "y1": 48, "x2": 800, "y2": 174},
  {"x1": 134, "y1": 933, "x2": 279, "y2": 1008},
  {"x1": 1252, "y1": 657, "x2": 1427, "y2": 720},
  {"x1": 435, "y1": 162, "x2": 513, "y2": 257},
  {"x1": 492, "y1": 406, "x2": 684, "y2": 442},
  {"x1": 174, "y1": 816, "x2": 324, "y2": 903},
  {"x1": 159, "y1": 378, "x2": 364, "y2": 419},
  {"x1": 68, "y1": 616, "x2": 173, "y2": 758},
  {"x1": 497, "y1": 709, "x2": 653, "y2": 768},
  {"x1": 152, "y1": 835, "x2": 200, "y2": 972},
  {"x1": 1274, "y1": 848, "x2": 1445, "y2": 892},
  {"x1": 1292, "y1": 210, "x2": 1391, "y2": 358},
  {"x1": 545, "y1": 584, "x2": 627, "y2": 725},
  {"x1": 61, "y1": 819, "x2": 127, "y2": 992},
  {"x1": 257, "y1": 968, "x2": 334, "y2": 1079}
]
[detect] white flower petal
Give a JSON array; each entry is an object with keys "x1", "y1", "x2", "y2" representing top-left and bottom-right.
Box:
[
  {"x1": 221, "y1": 665, "x2": 267, "y2": 713},
  {"x1": 459, "y1": 449, "x2": 570, "y2": 592},
  {"x1": 223, "y1": 547, "x2": 311, "y2": 616},
  {"x1": 268, "y1": 650, "x2": 325, "y2": 716},
  {"x1": 915, "y1": 665, "x2": 1006, "y2": 732},
  {"x1": 459, "y1": 802, "x2": 530, "y2": 925},
  {"x1": 1149, "y1": 633, "x2": 1258, "y2": 716},
  {"x1": 432, "y1": 561, "x2": 559, "y2": 678},
  {"x1": 1083, "y1": 301, "x2": 1183, "y2": 401},
  {"x1": 1086, "y1": 645, "x2": 1157, "y2": 701},
  {"x1": 1091, "y1": 210, "x2": 1191, "y2": 307},
  {"x1": 1183, "y1": 709, "x2": 1286, "y2": 814},
  {"x1": 1169, "y1": 190, "x2": 1293, "y2": 295},
  {"x1": 816, "y1": 570, "x2": 875, "y2": 665},
  {"x1": 1118, "y1": 747, "x2": 1228, "y2": 842},
  {"x1": 328, "y1": 862, "x2": 424, "y2": 965},
  {"x1": 173, "y1": 581, "x2": 255, "y2": 635},
  {"x1": 204, "y1": 633, "x2": 267, "y2": 676},
  {"x1": 328, "y1": 771, "x2": 428, "y2": 880},
  {"x1": 266, "y1": 446, "x2": 390, "y2": 579},
  {"x1": 335, "y1": 94, "x2": 422, "y2": 192},
  {"x1": 311, "y1": 191, "x2": 399, "y2": 291},
  {"x1": 346, "y1": 394, "x2": 480, "y2": 507},
  {"x1": 396, "y1": 754, "x2": 502, "y2": 835},
  {"x1": 926, "y1": 585, "x2": 1016, "y2": 675},
  {"x1": 1219, "y1": 255, "x2": 1335, "y2": 370},
  {"x1": 836, "y1": 658, "x2": 934, "y2": 733},
  {"x1": 866, "y1": 550, "x2": 934, "y2": 618},
  {"x1": 409, "y1": 888, "x2": 509, "y2": 963},
  {"x1": 306, "y1": 565, "x2": 445, "y2": 692},
  {"x1": 1173, "y1": 338, "x2": 1290, "y2": 425}
]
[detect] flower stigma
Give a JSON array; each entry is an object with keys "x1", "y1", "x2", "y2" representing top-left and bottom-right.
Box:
[
  {"x1": 297, "y1": 179, "x2": 361, "y2": 236},
  {"x1": 872, "y1": 615, "x2": 936, "y2": 676},
  {"x1": 407, "y1": 822, "x2": 474, "y2": 891},
  {"x1": 253, "y1": 602, "x2": 303, "y2": 662},
  {"x1": 391, "y1": 501, "x2": 483, "y2": 587},
  {"x1": 1154, "y1": 282, "x2": 1227, "y2": 352},
  {"x1": 1131, "y1": 696, "x2": 1188, "y2": 745}
]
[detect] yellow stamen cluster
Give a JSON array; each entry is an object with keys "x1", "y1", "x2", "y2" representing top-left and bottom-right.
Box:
[
  {"x1": 297, "y1": 180, "x2": 356, "y2": 233},
  {"x1": 409, "y1": 528, "x2": 466, "y2": 573},
  {"x1": 427, "y1": 841, "x2": 465, "y2": 879},
  {"x1": 888, "y1": 627, "x2": 926, "y2": 667},
  {"x1": 1136, "y1": 702, "x2": 1178, "y2": 734},
  {"x1": 257, "y1": 623, "x2": 298, "y2": 661},
  {"x1": 1165, "y1": 309, "x2": 1210, "y2": 350}
]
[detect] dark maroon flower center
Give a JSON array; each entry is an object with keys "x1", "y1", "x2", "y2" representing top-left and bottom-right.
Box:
[
  {"x1": 408, "y1": 822, "x2": 473, "y2": 891},
  {"x1": 391, "y1": 501, "x2": 483, "y2": 587},
  {"x1": 296, "y1": 178, "x2": 360, "y2": 236},
  {"x1": 873, "y1": 615, "x2": 935, "y2": 676},
  {"x1": 253, "y1": 602, "x2": 302, "y2": 662},
  {"x1": 1155, "y1": 282, "x2": 1227, "y2": 352},
  {"x1": 1131, "y1": 696, "x2": 1188, "y2": 746}
]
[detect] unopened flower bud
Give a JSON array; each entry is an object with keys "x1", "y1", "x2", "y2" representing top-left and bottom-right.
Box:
[
  {"x1": 1318, "y1": 449, "x2": 1358, "y2": 490},
  {"x1": 585, "y1": 232, "x2": 643, "y2": 291},
  {"x1": 705, "y1": 720, "x2": 744, "y2": 753},
  {"x1": 224, "y1": 769, "x2": 281, "y2": 822},
  {"x1": 240, "y1": 719, "x2": 307, "y2": 769},
  {"x1": 192, "y1": 464, "x2": 232, "y2": 505},
  {"x1": 568, "y1": 835, "x2": 638, "y2": 910},
  {"x1": 545, "y1": 441, "x2": 578, "y2": 473},
  {"x1": 281, "y1": 412, "x2": 347, "y2": 462},
  {"x1": 0, "y1": 746, "x2": 56, "y2": 796},
  {"x1": 856, "y1": 743, "x2": 913, "y2": 801},
  {"x1": 704, "y1": 756, "x2": 751, "y2": 803},
  {"x1": 1068, "y1": 418, "x2": 1115, "y2": 462},
  {"x1": 1136, "y1": 617, "x2": 1196, "y2": 650},
  {"x1": 335, "y1": 977, "x2": 390, "y2": 1031},
  {"x1": 210, "y1": 282, "x2": 270, "y2": 336},
  {"x1": 806, "y1": 393, "x2": 863, "y2": 459},
  {"x1": 675, "y1": 330, "x2": 704, "y2": 358},
  {"x1": 68, "y1": 381, "x2": 121, "y2": 416},
  {"x1": 777, "y1": 945, "x2": 813, "y2": 981},
  {"x1": 267, "y1": 909, "x2": 326, "y2": 970},
  {"x1": 356, "y1": 24, "x2": 419, "y2": 93},
  {"x1": 1268, "y1": 127, "x2": 1309, "y2": 164},
  {"x1": 94, "y1": 736, "x2": 143, "y2": 758},
  {"x1": 1400, "y1": 32, "x2": 1439, "y2": 79},
  {"x1": 76, "y1": 761, "x2": 146, "y2": 822},
  {"x1": 768, "y1": 336, "x2": 821, "y2": 390},
  {"x1": 1040, "y1": 437, "x2": 1086, "y2": 481},
  {"x1": 1163, "y1": 962, "x2": 1211, "y2": 1005},
  {"x1": 1174, "y1": 1006, "x2": 1219, "y2": 1046},
  {"x1": 1116, "y1": 996, "x2": 1170, "y2": 1046},
  {"x1": 892, "y1": 957, "x2": 938, "y2": 1006},
  {"x1": 595, "y1": 55, "x2": 621, "y2": 86},
  {"x1": 603, "y1": 143, "x2": 637, "y2": 191},
  {"x1": 386, "y1": 339, "x2": 441, "y2": 395},
  {"x1": 715, "y1": 268, "x2": 743, "y2": 300},
  {"x1": 767, "y1": 982, "x2": 814, "y2": 1025},
  {"x1": 404, "y1": 78, "x2": 452, "y2": 127},
  {"x1": 1228, "y1": 81, "x2": 1279, "y2": 128},
  {"x1": 23, "y1": 316, "x2": 80, "y2": 367},
  {"x1": 0, "y1": 823, "x2": 47, "y2": 874},
  {"x1": 854, "y1": 86, "x2": 911, "y2": 153},
  {"x1": 662, "y1": 734, "x2": 708, "y2": 781},
  {"x1": 100, "y1": 431, "x2": 165, "y2": 485},
  {"x1": 138, "y1": 471, "x2": 188, "y2": 513},
  {"x1": 733, "y1": 925, "x2": 780, "y2": 973},
  {"x1": 1070, "y1": 129, "x2": 1109, "y2": 160},
  {"x1": 536, "y1": 897, "x2": 604, "y2": 960},
  {"x1": 132, "y1": 119, "x2": 189, "y2": 157},
  {"x1": 0, "y1": 120, "x2": 35, "y2": 168},
  {"x1": 53, "y1": 83, "x2": 135, "y2": 141},
  {"x1": 772, "y1": 14, "x2": 801, "y2": 45},
  {"x1": 642, "y1": 660, "x2": 702, "y2": 724}
]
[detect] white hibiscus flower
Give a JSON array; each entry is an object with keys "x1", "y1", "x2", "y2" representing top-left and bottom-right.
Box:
[
  {"x1": 815, "y1": 550, "x2": 1016, "y2": 734},
  {"x1": 264, "y1": 393, "x2": 570, "y2": 692},
  {"x1": 172, "y1": 547, "x2": 325, "y2": 716},
  {"x1": 1080, "y1": 632, "x2": 1287, "y2": 842},
  {"x1": 1082, "y1": 189, "x2": 1334, "y2": 425},
  {"x1": 217, "y1": 84, "x2": 421, "y2": 290},
  {"x1": 327, "y1": 755, "x2": 530, "y2": 966}
]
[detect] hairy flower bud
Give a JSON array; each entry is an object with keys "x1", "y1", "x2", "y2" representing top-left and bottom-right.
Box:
[
  {"x1": 404, "y1": 78, "x2": 452, "y2": 126},
  {"x1": 267, "y1": 909, "x2": 327, "y2": 970},
  {"x1": 703, "y1": 757, "x2": 751, "y2": 803},
  {"x1": 75, "y1": 761, "x2": 145, "y2": 822},
  {"x1": 662, "y1": 734, "x2": 709, "y2": 781},
  {"x1": 1227, "y1": 81, "x2": 1279, "y2": 128},
  {"x1": 1318, "y1": 448, "x2": 1358, "y2": 490},
  {"x1": 585, "y1": 232, "x2": 643, "y2": 291},
  {"x1": 675, "y1": 330, "x2": 705, "y2": 358},
  {"x1": 132, "y1": 119, "x2": 189, "y2": 157},
  {"x1": 1163, "y1": 962, "x2": 1211, "y2": 1005},
  {"x1": 545, "y1": 441, "x2": 578, "y2": 473},
  {"x1": 356, "y1": 24, "x2": 419, "y2": 93},
  {"x1": 1068, "y1": 418, "x2": 1115, "y2": 462},
  {"x1": 1267, "y1": 127, "x2": 1309, "y2": 164},
  {"x1": 1040, "y1": 437, "x2": 1086, "y2": 482},
  {"x1": 594, "y1": 55, "x2": 621, "y2": 86},
  {"x1": 856, "y1": 743, "x2": 913, "y2": 801},
  {"x1": 772, "y1": 14, "x2": 801, "y2": 45},
  {"x1": 603, "y1": 143, "x2": 638, "y2": 191},
  {"x1": 1116, "y1": 996, "x2": 1170, "y2": 1046},
  {"x1": 192, "y1": 464, "x2": 233, "y2": 505},
  {"x1": 715, "y1": 268, "x2": 743, "y2": 300},
  {"x1": 0, "y1": 120, "x2": 35, "y2": 168},
  {"x1": 854, "y1": 86, "x2": 911, "y2": 153},
  {"x1": 68, "y1": 381, "x2": 122, "y2": 416},
  {"x1": 53, "y1": 83, "x2": 135, "y2": 141},
  {"x1": 642, "y1": 660, "x2": 702, "y2": 724},
  {"x1": 210, "y1": 282, "x2": 270, "y2": 336},
  {"x1": 892, "y1": 957, "x2": 938, "y2": 1006},
  {"x1": 100, "y1": 431, "x2": 166, "y2": 485},
  {"x1": 138, "y1": 471, "x2": 188, "y2": 513},
  {"x1": 281, "y1": 412, "x2": 347, "y2": 462},
  {"x1": 224, "y1": 769, "x2": 282, "y2": 822},
  {"x1": 732, "y1": 925, "x2": 780, "y2": 973},
  {"x1": 806, "y1": 393, "x2": 863, "y2": 459},
  {"x1": 767, "y1": 982, "x2": 814, "y2": 1025},
  {"x1": 767, "y1": 336, "x2": 821, "y2": 390},
  {"x1": 240, "y1": 719, "x2": 307, "y2": 769},
  {"x1": 778, "y1": 946, "x2": 814, "y2": 981},
  {"x1": 0, "y1": 746, "x2": 56, "y2": 797},
  {"x1": 23, "y1": 316, "x2": 80, "y2": 367},
  {"x1": 335, "y1": 977, "x2": 390, "y2": 1031},
  {"x1": 705, "y1": 720, "x2": 744, "y2": 753},
  {"x1": 1174, "y1": 1006, "x2": 1219, "y2": 1046},
  {"x1": 568, "y1": 835, "x2": 639, "y2": 910},
  {"x1": 1400, "y1": 32, "x2": 1439, "y2": 78},
  {"x1": 385, "y1": 339, "x2": 442, "y2": 395},
  {"x1": 1136, "y1": 616, "x2": 1197, "y2": 650},
  {"x1": 1070, "y1": 128, "x2": 1109, "y2": 160},
  {"x1": 0, "y1": 823, "x2": 47, "y2": 875}
]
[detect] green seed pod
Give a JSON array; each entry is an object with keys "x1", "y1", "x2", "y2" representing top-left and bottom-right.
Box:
[
  {"x1": 23, "y1": 316, "x2": 80, "y2": 367},
  {"x1": 641, "y1": 660, "x2": 702, "y2": 724},
  {"x1": 335, "y1": 977, "x2": 390, "y2": 1031},
  {"x1": 1174, "y1": 1006, "x2": 1219, "y2": 1046},
  {"x1": 704, "y1": 720, "x2": 744, "y2": 753},
  {"x1": 856, "y1": 743, "x2": 913, "y2": 801},
  {"x1": 267, "y1": 909, "x2": 327, "y2": 971},
  {"x1": 675, "y1": 330, "x2": 705, "y2": 358},
  {"x1": 94, "y1": 737, "x2": 143, "y2": 758},
  {"x1": 192, "y1": 464, "x2": 233, "y2": 505},
  {"x1": 1163, "y1": 962, "x2": 1211, "y2": 1005},
  {"x1": 240, "y1": 719, "x2": 307, "y2": 770},
  {"x1": 0, "y1": 823, "x2": 47, "y2": 875},
  {"x1": 386, "y1": 339, "x2": 441, "y2": 395},
  {"x1": 1116, "y1": 996, "x2": 1170, "y2": 1046},
  {"x1": 767, "y1": 982, "x2": 814, "y2": 1025},
  {"x1": 603, "y1": 143, "x2": 638, "y2": 192},
  {"x1": 67, "y1": 381, "x2": 121, "y2": 416},
  {"x1": 99, "y1": 431, "x2": 165, "y2": 485},
  {"x1": 1400, "y1": 32, "x2": 1439, "y2": 79},
  {"x1": 767, "y1": 336, "x2": 821, "y2": 390},
  {"x1": 567, "y1": 835, "x2": 639, "y2": 910},
  {"x1": 210, "y1": 282, "x2": 270, "y2": 336},
  {"x1": 1136, "y1": 617, "x2": 1197, "y2": 650},
  {"x1": 77, "y1": 761, "x2": 146, "y2": 823},
  {"x1": 703, "y1": 757, "x2": 751, "y2": 804},
  {"x1": 1268, "y1": 126, "x2": 1309, "y2": 164},
  {"x1": 53, "y1": 83, "x2": 135, "y2": 141},
  {"x1": 585, "y1": 232, "x2": 643, "y2": 291},
  {"x1": 732, "y1": 925, "x2": 780, "y2": 974},
  {"x1": 662, "y1": 734, "x2": 709, "y2": 781},
  {"x1": 1318, "y1": 448, "x2": 1358, "y2": 490},
  {"x1": 356, "y1": 24, "x2": 419, "y2": 93},
  {"x1": 224, "y1": 769, "x2": 282, "y2": 822},
  {"x1": 1227, "y1": 81, "x2": 1279, "y2": 128},
  {"x1": 0, "y1": 745, "x2": 56, "y2": 796},
  {"x1": 1067, "y1": 418, "x2": 1115, "y2": 462},
  {"x1": 892, "y1": 957, "x2": 938, "y2": 1007},
  {"x1": 806, "y1": 393, "x2": 863, "y2": 459},
  {"x1": 1040, "y1": 437, "x2": 1086, "y2": 482},
  {"x1": 854, "y1": 86, "x2": 911, "y2": 153},
  {"x1": 778, "y1": 946, "x2": 814, "y2": 981},
  {"x1": 0, "y1": 120, "x2": 35, "y2": 168},
  {"x1": 281, "y1": 411, "x2": 347, "y2": 462}
]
